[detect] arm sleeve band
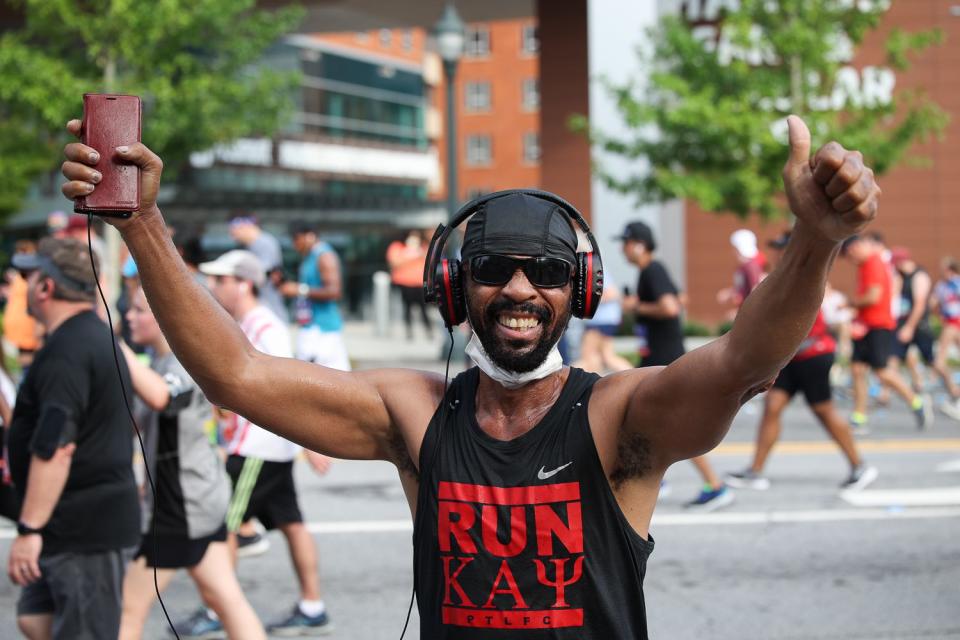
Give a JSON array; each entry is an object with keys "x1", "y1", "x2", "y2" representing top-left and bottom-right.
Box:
[
  {"x1": 29, "y1": 404, "x2": 78, "y2": 460},
  {"x1": 161, "y1": 373, "x2": 195, "y2": 416}
]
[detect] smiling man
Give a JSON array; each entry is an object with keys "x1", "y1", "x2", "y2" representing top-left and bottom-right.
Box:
[{"x1": 60, "y1": 115, "x2": 879, "y2": 639}]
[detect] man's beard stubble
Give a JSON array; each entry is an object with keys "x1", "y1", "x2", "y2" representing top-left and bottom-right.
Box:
[{"x1": 467, "y1": 295, "x2": 571, "y2": 373}]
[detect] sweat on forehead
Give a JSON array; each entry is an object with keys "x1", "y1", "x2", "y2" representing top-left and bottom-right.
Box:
[{"x1": 460, "y1": 192, "x2": 578, "y2": 265}]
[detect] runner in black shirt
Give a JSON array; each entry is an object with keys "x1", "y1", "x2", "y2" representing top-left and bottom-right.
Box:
[
  {"x1": 7, "y1": 237, "x2": 140, "y2": 639},
  {"x1": 619, "y1": 221, "x2": 733, "y2": 511},
  {"x1": 61, "y1": 115, "x2": 882, "y2": 639},
  {"x1": 634, "y1": 259, "x2": 685, "y2": 366}
]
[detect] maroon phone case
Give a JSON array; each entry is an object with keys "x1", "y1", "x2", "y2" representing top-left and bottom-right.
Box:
[{"x1": 73, "y1": 94, "x2": 141, "y2": 218}]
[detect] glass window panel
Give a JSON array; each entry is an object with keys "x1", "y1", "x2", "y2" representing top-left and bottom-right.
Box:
[
  {"x1": 522, "y1": 78, "x2": 539, "y2": 110},
  {"x1": 465, "y1": 81, "x2": 492, "y2": 112},
  {"x1": 465, "y1": 25, "x2": 490, "y2": 57},
  {"x1": 466, "y1": 135, "x2": 492, "y2": 165},
  {"x1": 521, "y1": 25, "x2": 539, "y2": 54},
  {"x1": 523, "y1": 132, "x2": 541, "y2": 163}
]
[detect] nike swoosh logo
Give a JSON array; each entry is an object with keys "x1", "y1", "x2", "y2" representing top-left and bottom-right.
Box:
[{"x1": 538, "y1": 462, "x2": 573, "y2": 480}]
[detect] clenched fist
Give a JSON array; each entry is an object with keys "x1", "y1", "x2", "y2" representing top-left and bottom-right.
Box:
[
  {"x1": 782, "y1": 115, "x2": 880, "y2": 243},
  {"x1": 60, "y1": 119, "x2": 164, "y2": 227}
]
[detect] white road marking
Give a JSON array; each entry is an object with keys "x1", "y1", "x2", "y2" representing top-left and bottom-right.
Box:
[
  {"x1": 652, "y1": 506, "x2": 960, "y2": 525},
  {"x1": 305, "y1": 508, "x2": 960, "y2": 531},
  {"x1": 839, "y1": 487, "x2": 960, "y2": 507},
  {"x1": 936, "y1": 458, "x2": 960, "y2": 473},
  {"x1": 1, "y1": 508, "x2": 956, "y2": 540},
  {"x1": 307, "y1": 520, "x2": 412, "y2": 534}
]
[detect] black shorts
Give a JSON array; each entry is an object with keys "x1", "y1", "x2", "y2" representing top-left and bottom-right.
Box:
[
  {"x1": 852, "y1": 328, "x2": 895, "y2": 370},
  {"x1": 893, "y1": 325, "x2": 935, "y2": 364},
  {"x1": 225, "y1": 455, "x2": 303, "y2": 532},
  {"x1": 136, "y1": 523, "x2": 227, "y2": 569},
  {"x1": 773, "y1": 352, "x2": 834, "y2": 406}
]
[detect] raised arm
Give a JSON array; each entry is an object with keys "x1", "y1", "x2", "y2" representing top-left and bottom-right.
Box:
[
  {"x1": 120, "y1": 342, "x2": 169, "y2": 412},
  {"x1": 620, "y1": 116, "x2": 879, "y2": 466},
  {"x1": 60, "y1": 121, "x2": 440, "y2": 466}
]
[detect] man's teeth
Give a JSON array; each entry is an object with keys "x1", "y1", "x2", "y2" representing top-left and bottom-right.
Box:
[{"x1": 499, "y1": 316, "x2": 540, "y2": 329}]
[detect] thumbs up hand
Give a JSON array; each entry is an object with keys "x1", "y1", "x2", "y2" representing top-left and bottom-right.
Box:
[{"x1": 782, "y1": 115, "x2": 880, "y2": 243}]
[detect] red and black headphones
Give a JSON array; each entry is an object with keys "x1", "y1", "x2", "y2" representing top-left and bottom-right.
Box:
[{"x1": 422, "y1": 189, "x2": 604, "y2": 329}]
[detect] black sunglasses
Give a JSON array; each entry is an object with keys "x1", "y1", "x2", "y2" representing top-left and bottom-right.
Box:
[{"x1": 469, "y1": 255, "x2": 572, "y2": 288}]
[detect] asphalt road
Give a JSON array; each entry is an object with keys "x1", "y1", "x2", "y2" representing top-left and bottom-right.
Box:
[{"x1": 1, "y1": 375, "x2": 959, "y2": 639}]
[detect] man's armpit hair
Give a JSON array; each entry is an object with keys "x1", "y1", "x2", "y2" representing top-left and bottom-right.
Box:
[
  {"x1": 387, "y1": 427, "x2": 418, "y2": 479},
  {"x1": 610, "y1": 431, "x2": 653, "y2": 488}
]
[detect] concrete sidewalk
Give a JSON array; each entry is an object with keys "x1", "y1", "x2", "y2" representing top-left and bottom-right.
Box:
[{"x1": 341, "y1": 319, "x2": 454, "y2": 370}]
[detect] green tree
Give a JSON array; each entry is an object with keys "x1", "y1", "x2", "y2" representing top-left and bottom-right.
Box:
[
  {"x1": 577, "y1": 0, "x2": 947, "y2": 219},
  {"x1": 0, "y1": 0, "x2": 304, "y2": 222}
]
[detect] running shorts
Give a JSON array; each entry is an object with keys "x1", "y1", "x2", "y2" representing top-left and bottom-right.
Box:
[
  {"x1": 852, "y1": 328, "x2": 895, "y2": 371},
  {"x1": 225, "y1": 456, "x2": 303, "y2": 532},
  {"x1": 773, "y1": 352, "x2": 834, "y2": 406},
  {"x1": 892, "y1": 325, "x2": 935, "y2": 364},
  {"x1": 136, "y1": 523, "x2": 227, "y2": 569}
]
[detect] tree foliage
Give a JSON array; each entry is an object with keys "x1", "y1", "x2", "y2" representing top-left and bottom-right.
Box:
[
  {"x1": 0, "y1": 0, "x2": 304, "y2": 221},
  {"x1": 577, "y1": 0, "x2": 948, "y2": 219}
]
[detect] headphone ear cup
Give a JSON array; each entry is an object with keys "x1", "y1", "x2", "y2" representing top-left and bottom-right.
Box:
[
  {"x1": 435, "y1": 258, "x2": 466, "y2": 328},
  {"x1": 572, "y1": 252, "x2": 603, "y2": 319}
]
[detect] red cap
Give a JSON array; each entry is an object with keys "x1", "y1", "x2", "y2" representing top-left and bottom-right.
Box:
[
  {"x1": 890, "y1": 246, "x2": 911, "y2": 263},
  {"x1": 65, "y1": 215, "x2": 90, "y2": 232}
]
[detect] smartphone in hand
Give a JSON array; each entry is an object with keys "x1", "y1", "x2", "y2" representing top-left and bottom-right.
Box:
[{"x1": 73, "y1": 93, "x2": 141, "y2": 218}]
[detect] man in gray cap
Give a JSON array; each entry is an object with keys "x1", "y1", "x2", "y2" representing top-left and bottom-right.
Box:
[
  {"x1": 7, "y1": 236, "x2": 139, "y2": 639},
  {"x1": 189, "y1": 249, "x2": 334, "y2": 636},
  {"x1": 62, "y1": 115, "x2": 880, "y2": 639}
]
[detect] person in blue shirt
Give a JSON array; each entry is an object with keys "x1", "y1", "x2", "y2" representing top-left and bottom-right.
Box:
[{"x1": 282, "y1": 221, "x2": 351, "y2": 372}]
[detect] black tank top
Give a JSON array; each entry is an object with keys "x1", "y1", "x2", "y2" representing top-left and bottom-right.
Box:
[
  {"x1": 898, "y1": 267, "x2": 931, "y2": 331},
  {"x1": 414, "y1": 367, "x2": 654, "y2": 639}
]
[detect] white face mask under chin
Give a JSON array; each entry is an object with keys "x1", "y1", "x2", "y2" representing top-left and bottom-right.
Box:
[{"x1": 465, "y1": 332, "x2": 564, "y2": 390}]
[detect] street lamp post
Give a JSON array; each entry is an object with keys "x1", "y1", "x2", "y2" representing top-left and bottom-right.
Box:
[{"x1": 433, "y1": 3, "x2": 465, "y2": 220}]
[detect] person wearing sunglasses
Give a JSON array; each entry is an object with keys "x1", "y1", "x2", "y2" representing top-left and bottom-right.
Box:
[{"x1": 61, "y1": 114, "x2": 880, "y2": 639}]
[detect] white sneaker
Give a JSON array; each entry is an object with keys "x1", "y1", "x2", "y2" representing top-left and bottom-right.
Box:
[
  {"x1": 939, "y1": 398, "x2": 960, "y2": 422},
  {"x1": 236, "y1": 531, "x2": 270, "y2": 558},
  {"x1": 840, "y1": 465, "x2": 879, "y2": 492},
  {"x1": 724, "y1": 469, "x2": 771, "y2": 491}
]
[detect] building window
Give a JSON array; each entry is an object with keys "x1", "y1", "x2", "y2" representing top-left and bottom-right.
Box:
[
  {"x1": 401, "y1": 29, "x2": 414, "y2": 52},
  {"x1": 465, "y1": 25, "x2": 491, "y2": 57},
  {"x1": 466, "y1": 135, "x2": 493, "y2": 166},
  {"x1": 521, "y1": 25, "x2": 539, "y2": 55},
  {"x1": 523, "y1": 132, "x2": 540, "y2": 163},
  {"x1": 379, "y1": 29, "x2": 392, "y2": 48},
  {"x1": 464, "y1": 81, "x2": 492, "y2": 112},
  {"x1": 522, "y1": 78, "x2": 539, "y2": 111}
]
